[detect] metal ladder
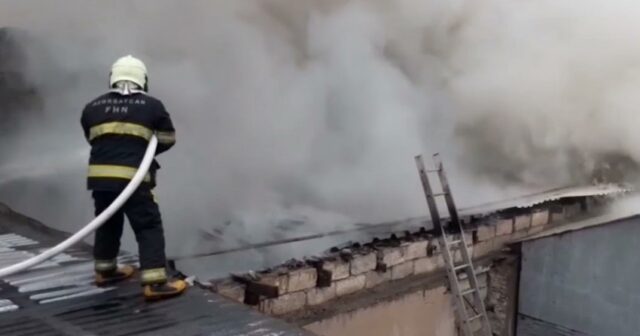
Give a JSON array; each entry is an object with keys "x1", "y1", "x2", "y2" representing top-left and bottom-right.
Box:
[{"x1": 415, "y1": 154, "x2": 492, "y2": 336}]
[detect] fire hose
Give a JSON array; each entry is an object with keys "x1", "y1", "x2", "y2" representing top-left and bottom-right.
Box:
[{"x1": 0, "y1": 136, "x2": 158, "y2": 278}]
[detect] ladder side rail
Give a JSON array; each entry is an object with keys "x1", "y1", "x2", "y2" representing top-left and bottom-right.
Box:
[
  {"x1": 432, "y1": 154, "x2": 493, "y2": 336},
  {"x1": 433, "y1": 153, "x2": 462, "y2": 230},
  {"x1": 440, "y1": 237, "x2": 474, "y2": 336},
  {"x1": 433, "y1": 154, "x2": 483, "y2": 308},
  {"x1": 415, "y1": 155, "x2": 444, "y2": 232},
  {"x1": 416, "y1": 155, "x2": 472, "y2": 335},
  {"x1": 462, "y1": 267, "x2": 492, "y2": 336}
]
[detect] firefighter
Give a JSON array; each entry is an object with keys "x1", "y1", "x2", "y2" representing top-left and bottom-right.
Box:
[{"x1": 80, "y1": 55, "x2": 186, "y2": 300}]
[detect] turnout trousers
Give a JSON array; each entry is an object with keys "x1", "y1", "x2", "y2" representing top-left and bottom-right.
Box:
[{"x1": 92, "y1": 189, "x2": 167, "y2": 279}]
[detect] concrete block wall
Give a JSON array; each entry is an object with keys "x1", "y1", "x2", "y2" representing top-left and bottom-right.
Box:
[
  {"x1": 486, "y1": 255, "x2": 519, "y2": 335},
  {"x1": 210, "y1": 198, "x2": 601, "y2": 316}
]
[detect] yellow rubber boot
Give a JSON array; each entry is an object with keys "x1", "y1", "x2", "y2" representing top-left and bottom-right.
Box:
[
  {"x1": 141, "y1": 267, "x2": 188, "y2": 301},
  {"x1": 95, "y1": 265, "x2": 135, "y2": 286},
  {"x1": 143, "y1": 279, "x2": 188, "y2": 301}
]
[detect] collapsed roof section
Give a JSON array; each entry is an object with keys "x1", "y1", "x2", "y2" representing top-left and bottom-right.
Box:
[{"x1": 206, "y1": 184, "x2": 631, "y2": 318}]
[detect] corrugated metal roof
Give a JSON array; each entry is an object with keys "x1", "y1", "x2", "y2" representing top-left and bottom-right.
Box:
[
  {"x1": 459, "y1": 184, "x2": 631, "y2": 216},
  {"x1": 0, "y1": 226, "x2": 136, "y2": 308},
  {"x1": 0, "y1": 282, "x2": 312, "y2": 336},
  {"x1": 514, "y1": 209, "x2": 640, "y2": 243},
  {"x1": 0, "y1": 283, "x2": 310, "y2": 336},
  {"x1": 0, "y1": 205, "x2": 313, "y2": 336}
]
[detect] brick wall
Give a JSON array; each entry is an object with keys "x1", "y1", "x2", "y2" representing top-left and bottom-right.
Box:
[{"x1": 211, "y1": 199, "x2": 603, "y2": 317}]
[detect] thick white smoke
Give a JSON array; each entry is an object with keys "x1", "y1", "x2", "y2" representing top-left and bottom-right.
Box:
[{"x1": 1, "y1": 0, "x2": 638, "y2": 267}]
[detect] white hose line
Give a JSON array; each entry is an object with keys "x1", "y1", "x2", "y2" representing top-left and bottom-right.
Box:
[{"x1": 0, "y1": 136, "x2": 158, "y2": 278}]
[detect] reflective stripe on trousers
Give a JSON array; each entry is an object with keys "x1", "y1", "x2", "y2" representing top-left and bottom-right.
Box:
[
  {"x1": 141, "y1": 268, "x2": 167, "y2": 284},
  {"x1": 95, "y1": 259, "x2": 117, "y2": 272},
  {"x1": 88, "y1": 165, "x2": 151, "y2": 182}
]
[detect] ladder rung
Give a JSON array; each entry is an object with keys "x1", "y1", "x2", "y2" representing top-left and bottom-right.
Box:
[
  {"x1": 459, "y1": 288, "x2": 476, "y2": 296},
  {"x1": 431, "y1": 192, "x2": 447, "y2": 197},
  {"x1": 466, "y1": 314, "x2": 483, "y2": 323},
  {"x1": 425, "y1": 169, "x2": 441, "y2": 173},
  {"x1": 447, "y1": 240, "x2": 473, "y2": 250},
  {"x1": 454, "y1": 263, "x2": 470, "y2": 271}
]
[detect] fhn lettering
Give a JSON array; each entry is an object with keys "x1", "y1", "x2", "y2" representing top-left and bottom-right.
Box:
[{"x1": 105, "y1": 106, "x2": 129, "y2": 113}]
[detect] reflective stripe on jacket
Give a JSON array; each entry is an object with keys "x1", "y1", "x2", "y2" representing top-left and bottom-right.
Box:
[{"x1": 81, "y1": 92, "x2": 175, "y2": 191}]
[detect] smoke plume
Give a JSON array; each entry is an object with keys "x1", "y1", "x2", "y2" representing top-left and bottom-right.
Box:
[{"x1": 1, "y1": 0, "x2": 638, "y2": 267}]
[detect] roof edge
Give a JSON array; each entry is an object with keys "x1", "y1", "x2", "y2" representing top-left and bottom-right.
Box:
[{"x1": 512, "y1": 210, "x2": 640, "y2": 244}]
